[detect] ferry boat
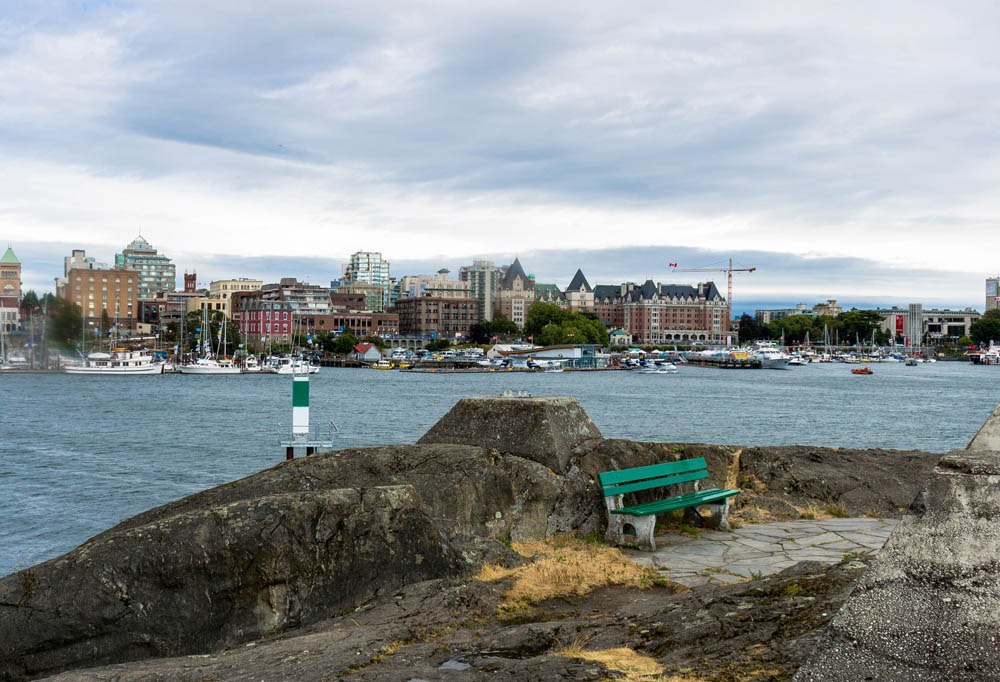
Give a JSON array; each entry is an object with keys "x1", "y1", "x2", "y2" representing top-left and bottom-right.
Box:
[{"x1": 64, "y1": 348, "x2": 164, "y2": 375}]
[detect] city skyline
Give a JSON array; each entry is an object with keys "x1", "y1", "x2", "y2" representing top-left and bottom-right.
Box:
[
  {"x1": 4, "y1": 2, "x2": 1000, "y2": 310},
  {"x1": 9, "y1": 238, "x2": 989, "y2": 316}
]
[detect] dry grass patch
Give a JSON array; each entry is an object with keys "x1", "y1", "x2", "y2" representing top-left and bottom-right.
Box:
[
  {"x1": 793, "y1": 504, "x2": 833, "y2": 521},
  {"x1": 556, "y1": 644, "x2": 700, "y2": 682},
  {"x1": 476, "y1": 535, "x2": 685, "y2": 616}
]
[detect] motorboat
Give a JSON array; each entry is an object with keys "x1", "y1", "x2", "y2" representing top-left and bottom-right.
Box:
[
  {"x1": 268, "y1": 356, "x2": 320, "y2": 374},
  {"x1": 178, "y1": 356, "x2": 242, "y2": 374},
  {"x1": 748, "y1": 342, "x2": 791, "y2": 369},
  {"x1": 638, "y1": 361, "x2": 679, "y2": 374},
  {"x1": 851, "y1": 366, "x2": 874, "y2": 375},
  {"x1": 64, "y1": 348, "x2": 164, "y2": 375}
]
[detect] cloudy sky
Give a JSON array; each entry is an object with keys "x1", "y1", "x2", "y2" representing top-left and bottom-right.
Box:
[{"x1": 2, "y1": 1, "x2": 996, "y2": 312}]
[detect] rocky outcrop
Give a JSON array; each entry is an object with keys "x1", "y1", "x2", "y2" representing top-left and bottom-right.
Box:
[
  {"x1": 0, "y1": 395, "x2": 955, "y2": 681},
  {"x1": 34, "y1": 558, "x2": 869, "y2": 681},
  {"x1": 0, "y1": 485, "x2": 465, "y2": 682},
  {"x1": 417, "y1": 395, "x2": 603, "y2": 473},
  {"x1": 967, "y1": 402, "x2": 1000, "y2": 450},
  {"x1": 793, "y1": 450, "x2": 1000, "y2": 681},
  {"x1": 736, "y1": 444, "x2": 940, "y2": 518}
]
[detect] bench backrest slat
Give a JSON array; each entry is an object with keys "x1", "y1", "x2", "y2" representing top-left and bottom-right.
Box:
[
  {"x1": 597, "y1": 457, "x2": 706, "y2": 487},
  {"x1": 601, "y1": 469, "x2": 707, "y2": 497}
]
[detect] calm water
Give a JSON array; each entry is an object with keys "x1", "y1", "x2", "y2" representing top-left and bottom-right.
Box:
[{"x1": 2, "y1": 361, "x2": 997, "y2": 576}]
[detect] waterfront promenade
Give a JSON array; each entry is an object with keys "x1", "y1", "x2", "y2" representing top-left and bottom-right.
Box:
[{"x1": 627, "y1": 517, "x2": 898, "y2": 587}]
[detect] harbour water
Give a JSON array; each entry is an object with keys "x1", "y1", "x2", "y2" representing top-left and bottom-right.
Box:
[{"x1": 2, "y1": 361, "x2": 997, "y2": 576}]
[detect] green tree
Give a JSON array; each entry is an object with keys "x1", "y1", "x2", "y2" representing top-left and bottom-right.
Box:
[
  {"x1": 737, "y1": 313, "x2": 766, "y2": 343},
  {"x1": 522, "y1": 302, "x2": 609, "y2": 346},
  {"x1": 425, "y1": 338, "x2": 451, "y2": 351},
  {"x1": 362, "y1": 335, "x2": 387, "y2": 350},
  {"x1": 467, "y1": 322, "x2": 491, "y2": 344},
  {"x1": 100, "y1": 309, "x2": 111, "y2": 338},
  {"x1": 47, "y1": 297, "x2": 83, "y2": 349},
  {"x1": 488, "y1": 313, "x2": 519, "y2": 337},
  {"x1": 970, "y1": 317, "x2": 1000, "y2": 346},
  {"x1": 332, "y1": 332, "x2": 360, "y2": 355},
  {"x1": 523, "y1": 302, "x2": 565, "y2": 336}
]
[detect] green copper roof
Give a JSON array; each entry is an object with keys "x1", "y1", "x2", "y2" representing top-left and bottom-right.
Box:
[{"x1": 0, "y1": 247, "x2": 18, "y2": 264}]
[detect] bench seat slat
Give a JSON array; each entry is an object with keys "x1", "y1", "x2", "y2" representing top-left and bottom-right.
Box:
[
  {"x1": 611, "y1": 488, "x2": 741, "y2": 516},
  {"x1": 597, "y1": 458, "x2": 706, "y2": 487},
  {"x1": 601, "y1": 469, "x2": 707, "y2": 497}
]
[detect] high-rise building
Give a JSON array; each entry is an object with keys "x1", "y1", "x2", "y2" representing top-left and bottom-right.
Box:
[
  {"x1": 115, "y1": 235, "x2": 176, "y2": 300},
  {"x1": 0, "y1": 247, "x2": 21, "y2": 332},
  {"x1": 459, "y1": 260, "x2": 502, "y2": 322},
  {"x1": 987, "y1": 277, "x2": 1000, "y2": 312},
  {"x1": 342, "y1": 251, "x2": 390, "y2": 311}
]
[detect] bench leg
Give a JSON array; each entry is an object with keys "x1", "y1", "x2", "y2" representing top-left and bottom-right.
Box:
[
  {"x1": 682, "y1": 499, "x2": 732, "y2": 531},
  {"x1": 605, "y1": 513, "x2": 657, "y2": 551}
]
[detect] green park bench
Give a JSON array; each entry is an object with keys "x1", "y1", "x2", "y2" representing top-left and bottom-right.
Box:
[{"x1": 598, "y1": 458, "x2": 741, "y2": 550}]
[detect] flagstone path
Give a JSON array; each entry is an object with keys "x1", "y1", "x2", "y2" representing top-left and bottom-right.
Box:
[{"x1": 624, "y1": 517, "x2": 898, "y2": 588}]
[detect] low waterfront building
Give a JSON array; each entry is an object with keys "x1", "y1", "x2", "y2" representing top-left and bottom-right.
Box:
[
  {"x1": 501, "y1": 344, "x2": 605, "y2": 368},
  {"x1": 114, "y1": 235, "x2": 176, "y2": 300},
  {"x1": 350, "y1": 343, "x2": 383, "y2": 363},
  {"x1": 875, "y1": 305, "x2": 981, "y2": 344},
  {"x1": 395, "y1": 295, "x2": 481, "y2": 339},
  {"x1": 609, "y1": 329, "x2": 632, "y2": 347},
  {"x1": 1, "y1": 247, "x2": 21, "y2": 332}
]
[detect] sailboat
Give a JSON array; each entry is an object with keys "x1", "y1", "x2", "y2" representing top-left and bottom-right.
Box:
[{"x1": 179, "y1": 307, "x2": 240, "y2": 374}]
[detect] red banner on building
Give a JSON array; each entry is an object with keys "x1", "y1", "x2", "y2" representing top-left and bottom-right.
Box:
[{"x1": 895, "y1": 315, "x2": 904, "y2": 335}]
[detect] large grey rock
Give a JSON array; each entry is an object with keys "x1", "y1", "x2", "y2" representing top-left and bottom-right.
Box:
[
  {"x1": 793, "y1": 450, "x2": 1000, "y2": 681},
  {"x1": 417, "y1": 395, "x2": 603, "y2": 473},
  {"x1": 100, "y1": 443, "x2": 606, "y2": 545},
  {"x1": 0, "y1": 485, "x2": 464, "y2": 682},
  {"x1": 967, "y1": 402, "x2": 1000, "y2": 450}
]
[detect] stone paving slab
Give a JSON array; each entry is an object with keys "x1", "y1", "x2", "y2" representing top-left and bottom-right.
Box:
[{"x1": 623, "y1": 517, "x2": 898, "y2": 587}]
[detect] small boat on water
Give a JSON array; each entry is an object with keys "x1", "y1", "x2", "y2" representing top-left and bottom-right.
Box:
[
  {"x1": 64, "y1": 348, "x2": 164, "y2": 375},
  {"x1": 179, "y1": 356, "x2": 242, "y2": 374},
  {"x1": 370, "y1": 359, "x2": 395, "y2": 370},
  {"x1": 851, "y1": 366, "x2": 874, "y2": 375}
]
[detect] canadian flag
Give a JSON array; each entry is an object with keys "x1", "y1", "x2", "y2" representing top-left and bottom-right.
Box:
[{"x1": 669, "y1": 262, "x2": 678, "y2": 267}]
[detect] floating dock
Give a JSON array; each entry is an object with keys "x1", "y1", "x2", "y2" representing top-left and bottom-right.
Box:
[{"x1": 684, "y1": 356, "x2": 762, "y2": 369}]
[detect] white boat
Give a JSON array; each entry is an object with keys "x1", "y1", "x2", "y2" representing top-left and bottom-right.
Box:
[
  {"x1": 241, "y1": 355, "x2": 269, "y2": 373},
  {"x1": 178, "y1": 356, "x2": 242, "y2": 374},
  {"x1": 638, "y1": 361, "x2": 679, "y2": 374},
  {"x1": 748, "y1": 342, "x2": 791, "y2": 369},
  {"x1": 788, "y1": 355, "x2": 809, "y2": 366},
  {"x1": 268, "y1": 356, "x2": 320, "y2": 375},
  {"x1": 64, "y1": 348, "x2": 164, "y2": 375}
]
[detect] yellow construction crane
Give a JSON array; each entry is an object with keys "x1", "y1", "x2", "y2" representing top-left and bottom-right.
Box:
[{"x1": 669, "y1": 258, "x2": 756, "y2": 323}]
